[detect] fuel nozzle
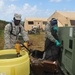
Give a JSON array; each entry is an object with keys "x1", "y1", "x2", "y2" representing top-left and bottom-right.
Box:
[{"x1": 15, "y1": 40, "x2": 21, "y2": 57}]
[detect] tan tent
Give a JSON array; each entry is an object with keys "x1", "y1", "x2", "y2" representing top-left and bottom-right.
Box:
[
  {"x1": 48, "y1": 11, "x2": 75, "y2": 27},
  {"x1": 24, "y1": 18, "x2": 47, "y2": 31}
]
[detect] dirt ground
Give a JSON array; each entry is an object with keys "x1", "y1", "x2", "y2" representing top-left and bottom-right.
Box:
[{"x1": 28, "y1": 32, "x2": 45, "y2": 51}]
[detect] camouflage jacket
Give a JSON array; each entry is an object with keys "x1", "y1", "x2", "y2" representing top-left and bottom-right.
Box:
[
  {"x1": 4, "y1": 21, "x2": 29, "y2": 49},
  {"x1": 45, "y1": 23, "x2": 57, "y2": 42}
]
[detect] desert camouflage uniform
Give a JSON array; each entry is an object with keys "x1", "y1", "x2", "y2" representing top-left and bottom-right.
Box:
[{"x1": 4, "y1": 21, "x2": 29, "y2": 49}]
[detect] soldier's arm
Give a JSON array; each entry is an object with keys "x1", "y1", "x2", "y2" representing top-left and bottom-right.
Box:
[
  {"x1": 45, "y1": 24, "x2": 56, "y2": 43},
  {"x1": 4, "y1": 24, "x2": 11, "y2": 49}
]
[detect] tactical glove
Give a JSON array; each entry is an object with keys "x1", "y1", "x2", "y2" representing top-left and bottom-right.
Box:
[
  {"x1": 55, "y1": 40, "x2": 60, "y2": 46},
  {"x1": 53, "y1": 26, "x2": 58, "y2": 31}
]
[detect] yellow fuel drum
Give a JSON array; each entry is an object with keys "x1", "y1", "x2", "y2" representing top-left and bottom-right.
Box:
[{"x1": 0, "y1": 49, "x2": 30, "y2": 75}]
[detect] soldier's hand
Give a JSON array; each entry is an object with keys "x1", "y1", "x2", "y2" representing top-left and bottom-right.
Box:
[
  {"x1": 55, "y1": 40, "x2": 60, "y2": 46},
  {"x1": 16, "y1": 40, "x2": 20, "y2": 43},
  {"x1": 28, "y1": 41, "x2": 32, "y2": 47}
]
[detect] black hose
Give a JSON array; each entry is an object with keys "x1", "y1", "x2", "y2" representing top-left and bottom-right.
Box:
[{"x1": 20, "y1": 42, "x2": 33, "y2": 55}]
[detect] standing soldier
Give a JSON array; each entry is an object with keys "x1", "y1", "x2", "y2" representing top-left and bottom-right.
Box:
[
  {"x1": 4, "y1": 13, "x2": 31, "y2": 50},
  {"x1": 37, "y1": 23, "x2": 40, "y2": 34},
  {"x1": 44, "y1": 18, "x2": 60, "y2": 61}
]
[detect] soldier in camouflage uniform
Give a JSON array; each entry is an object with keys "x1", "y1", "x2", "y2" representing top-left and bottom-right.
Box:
[
  {"x1": 44, "y1": 18, "x2": 60, "y2": 61},
  {"x1": 4, "y1": 13, "x2": 30, "y2": 49}
]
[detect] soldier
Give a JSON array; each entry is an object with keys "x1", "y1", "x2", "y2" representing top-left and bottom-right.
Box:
[
  {"x1": 4, "y1": 13, "x2": 31, "y2": 49},
  {"x1": 44, "y1": 18, "x2": 60, "y2": 61},
  {"x1": 37, "y1": 23, "x2": 40, "y2": 34}
]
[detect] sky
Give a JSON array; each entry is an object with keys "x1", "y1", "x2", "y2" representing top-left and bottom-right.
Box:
[{"x1": 0, "y1": 0, "x2": 75, "y2": 21}]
